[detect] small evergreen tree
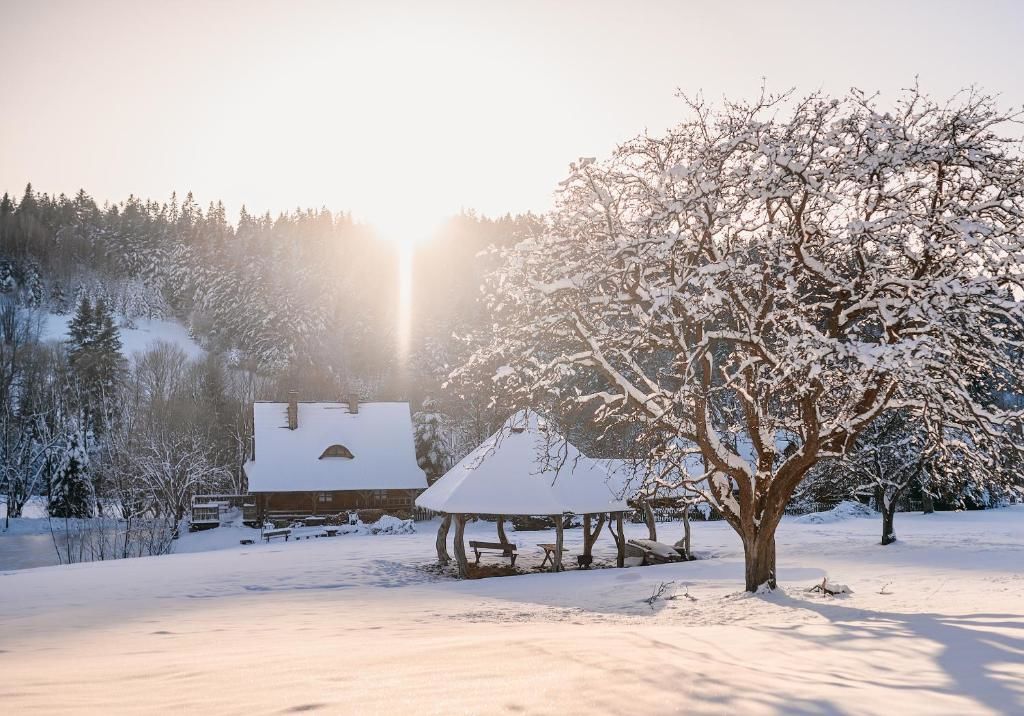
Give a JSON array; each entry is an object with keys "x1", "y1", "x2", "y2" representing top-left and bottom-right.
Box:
[
  {"x1": 68, "y1": 294, "x2": 94, "y2": 351},
  {"x1": 412, "y1": 397, "x2": 453, "y2": 485},
  {"x1": 48, "y1": 425, "x2": 94, "y2": 518}
]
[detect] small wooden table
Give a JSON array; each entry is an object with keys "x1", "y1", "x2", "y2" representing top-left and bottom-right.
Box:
[{"x1": 538, "y1": 543, "x2": 567, "y2": 568}]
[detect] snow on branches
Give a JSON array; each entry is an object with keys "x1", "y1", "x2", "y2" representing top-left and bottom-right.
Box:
[{"x1": 454, "y1": 85, "x2": 1024, "y2": 591}]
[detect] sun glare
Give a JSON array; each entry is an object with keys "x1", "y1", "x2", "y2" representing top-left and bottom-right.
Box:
[
  {"x1": 361, "y1": 205, "x2": 446, "y2": 365},
  {"x1": 396, "y1": 240, "x2": 414, "y2": 364}
]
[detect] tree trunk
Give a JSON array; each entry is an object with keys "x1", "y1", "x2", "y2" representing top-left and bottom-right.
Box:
[
  {"x1": 922, "y1": 491, "x2": 935, "y2": 514},
  {"x1": 435, "y1": 513, "x2": 452, "y2": 565},
  {"x1": 453, "y1": 514, "x2": 469, "y2": 577},
  {"x1": 552, "y1": 516, "x2": 564, "y2": 572},
  {"x1": 641, "y1": 498, "x2": 657, "y2": 541},
  {"x1": 881, "y1": 503, "x2": 897, "y2": 545},
  {"x1": 614, "y1": 511, "x2": 625, "y2": 568},
  {"x1": 742, "y1": 529, "x2": 777, "y2": 592},
  {"x1": 496, "y1": 515, "x2": 509, "y2": 545}
]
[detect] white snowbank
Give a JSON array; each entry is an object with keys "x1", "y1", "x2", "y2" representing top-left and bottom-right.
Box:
[{"x1": 793, "y1": 500, "x2": 876, "y2": 524}]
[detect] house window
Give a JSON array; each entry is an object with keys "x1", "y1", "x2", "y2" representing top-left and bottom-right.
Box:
[
  {"x1": 319, "y1": 444, "x2": 354, "y2": 459},
  {"x1": 318, "y1": 492, "x2": 333, "y2": 503}
]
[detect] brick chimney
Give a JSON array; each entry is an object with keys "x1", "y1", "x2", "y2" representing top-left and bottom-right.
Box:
[{"x1": 287, "y1": 391, "x2": 298, "y2": 430}]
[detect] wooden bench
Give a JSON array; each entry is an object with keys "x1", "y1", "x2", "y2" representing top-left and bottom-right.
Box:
[
  {"x1": 538, "y1": 543, "x2": 568, "y2": 568},
  {"x1": 323, "y1": 528, "x2": 339, "y2": 537},
  {"x1": 239, "y1": 538, "x2": 255, "y2": 545},
  {"x1": 468, "y1": 540, "x2": 517, "y2": 566},
  {"x1": 263, "y1": 528, "x2": 292, "y2": 543}
]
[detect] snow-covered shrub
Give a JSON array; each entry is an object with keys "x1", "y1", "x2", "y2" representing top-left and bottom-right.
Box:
[
  {"x1": 794, "y1": 501, "x2": 875, "y2": 525},
  {"x1": 810, "y1": 578, "x2": 853, "y2": 596},
  {"x1": 367, "y1": 515, "x2": 415, "y2": 535}
]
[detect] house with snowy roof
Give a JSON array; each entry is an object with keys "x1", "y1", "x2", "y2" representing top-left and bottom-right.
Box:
[{"x1": 243, "y1": 394, "x2": 427, "y2": 521}]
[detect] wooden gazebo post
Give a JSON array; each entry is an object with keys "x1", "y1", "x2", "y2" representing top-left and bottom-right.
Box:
[
  {"x1": 581, "y1": 513, "x2": 605, "y2": 565},
  {"x1": 551, "y1": 514, "x2": 565, "y2": 572},
  {"x1": 640, "y1": 497, "x2": 657, "y2": 541},
  {"x1": 453, "y1": 514, "x2": 470, "y2": 578},
  {"x1": 435, "y1": 513, "x2": 452, "y2": 565},
  {"x1": 614, "y1": 511, "x2": 626, "y2": 567}
]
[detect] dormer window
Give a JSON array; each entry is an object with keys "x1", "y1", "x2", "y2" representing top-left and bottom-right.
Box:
[{"x1": 319, "y1": 444, "x2": 354, "y2": 460}]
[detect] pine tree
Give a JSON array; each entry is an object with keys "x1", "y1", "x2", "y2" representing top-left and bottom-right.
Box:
[
  {"x1": 67, "y1": 296, "x2": 125, "y2": 436},
  {"x1": 68, "y1": 294, "x2": 94, "y2": 350},
  {"x1": 16, "y1": 183, "x2": 37, "y2": 216},
  {"x1": 412, "y1": 397, "x2": 453, "y2": 485},
  {"x1": 48, "y1": 425, "x2": 94, "y2": 518}
]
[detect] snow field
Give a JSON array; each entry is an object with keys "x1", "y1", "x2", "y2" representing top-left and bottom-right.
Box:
[{"x1": 0, "y1": 507, "x2": 1022, "y2": 714}]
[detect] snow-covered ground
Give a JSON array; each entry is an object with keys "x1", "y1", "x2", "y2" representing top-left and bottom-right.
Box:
[
  {"x1": 39, "y1": 312, "x2": 203, "y2": 358},
  {"x1": 1, "y1": 507, "x2": 1022, "y2": 714}
]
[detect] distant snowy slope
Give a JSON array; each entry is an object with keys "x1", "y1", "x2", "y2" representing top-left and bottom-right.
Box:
[{"x1": 40, "y1": 313, "x2": 203, "y2": 358}]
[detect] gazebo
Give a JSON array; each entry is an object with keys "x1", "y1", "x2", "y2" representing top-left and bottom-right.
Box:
[{"x1": 416, "y1": 410, "x2": 630, "y2": 576}]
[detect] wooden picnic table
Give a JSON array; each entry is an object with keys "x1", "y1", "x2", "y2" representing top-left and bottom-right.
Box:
[{"x1": 538, "y1": 542, "x2": 568, "y2": 569}]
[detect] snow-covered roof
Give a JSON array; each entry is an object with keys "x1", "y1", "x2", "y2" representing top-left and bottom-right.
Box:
[
  {"x1": 416, "y1": 410, "x2": 629, "y2": 515},
  {"x1": 244, "y1": 402, "x2": 427, "y2": 493}
]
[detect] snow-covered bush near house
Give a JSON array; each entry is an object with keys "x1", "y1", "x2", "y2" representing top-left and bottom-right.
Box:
[
  {"x1": 794, "y1": 500, "x2": 876, "y2": 525},
  {"x1": 291, "y1": 516, "x2": 414, "y2": 536},
  {"x1": 367, "y1": 515, "x2": 415, "y2": 535}
]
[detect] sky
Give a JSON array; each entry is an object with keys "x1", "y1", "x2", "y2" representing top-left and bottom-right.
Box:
[{"x1": 3, "y1": 0, "x2": 1024, "y2": 237}]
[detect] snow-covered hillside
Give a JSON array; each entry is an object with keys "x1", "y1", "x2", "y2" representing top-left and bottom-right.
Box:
[
  {"x1": 39, "y1": 312, "x2": 203, "y2": 358},
  {"x1": 1, "y1": 508, "x2": 1022, "y2": 714}
]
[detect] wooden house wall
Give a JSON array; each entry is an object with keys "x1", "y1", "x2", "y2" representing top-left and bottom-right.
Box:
[{"x1": 255, "y1": 489, "x2": 421, "y2": 518}]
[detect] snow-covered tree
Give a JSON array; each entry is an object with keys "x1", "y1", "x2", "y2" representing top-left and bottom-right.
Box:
[
  {"x1": 48, "y1": 423, "x2": 94, "y2": 518},
  {"x1": 67, "y1": 295, "x2": 125, "y2": 436},
  {"x1": 455, "y1": 86, "x2": 1024, "y2": 591},
  {"x1": 134, "y1": 429, "x2": 230, "y2": 533},
  {"x1": 412, "y1": 397, "x2": 453, "y2": 484},
  {"x1": 819, "y1": 412, "x2": 965, "y2": 544},
  {"x1": 0, "y1": 301, "x2": 62, "y2": 524}
]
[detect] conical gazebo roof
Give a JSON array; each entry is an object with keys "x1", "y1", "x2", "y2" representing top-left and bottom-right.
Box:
[{"x1": 416, "y1": 410, "x2": 628, "y2": 515}]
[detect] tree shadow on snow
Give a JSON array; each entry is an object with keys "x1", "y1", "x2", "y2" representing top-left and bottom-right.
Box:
[
  {"x1": 519, "y1": 631, "x2": 849, "y2": 715},
  {"x1": 753, "y1": 594, "x2": 1024, "y2": 713}
]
